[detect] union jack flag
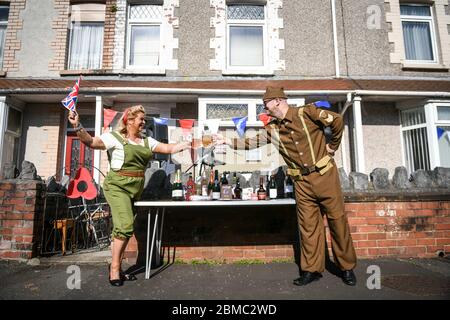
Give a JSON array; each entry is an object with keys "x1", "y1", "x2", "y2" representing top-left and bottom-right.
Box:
[{"x1": 61, "y1": 77, "x2": 81, "y2": 112}]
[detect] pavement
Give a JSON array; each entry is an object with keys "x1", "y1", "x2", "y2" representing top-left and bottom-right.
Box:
[{"x1": 0, "y1": 253, "x2": 449, "y2": 300}]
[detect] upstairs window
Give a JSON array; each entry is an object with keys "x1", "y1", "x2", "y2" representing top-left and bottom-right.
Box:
[
  {"x1": 127, "y1": 3, "x2": 163, "y2": 68},
  {"x1": 0, "y1": 5, "x2": 9, "y2": 69},
  {"x1": 400, "y1": 4, "x2": 437, "y2": 63},
  {"x1": 226, "y1": 4, "x2": 266, "y2": 70},
  {"x1": 68, "y1": 4, "x2": 105, "y2": 70}
]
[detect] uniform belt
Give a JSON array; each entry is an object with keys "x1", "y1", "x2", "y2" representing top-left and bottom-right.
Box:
[
  {"x1": 115, "y1": 170, "x2": 145, "y2": 177},
  {"x1": 287, "y1": 166, "x2": 317, "y2": 178}
]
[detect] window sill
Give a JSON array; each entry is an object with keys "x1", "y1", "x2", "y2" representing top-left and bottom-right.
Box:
[
  {"x1": 60, "y1": 69, "x2": 115, "y2": 76},
  {"x1": 119, "y1": 68, "x2": 166, "y2": 75},
  {"x1": 402, "y1": 64, "x2": 449, "y2": 72},
  {"x1": 222, "y1": 69, "x2": 274, "y2": 76},
  {"x1": 0, "y1": 71, "x2": 6, "y2": 77}
]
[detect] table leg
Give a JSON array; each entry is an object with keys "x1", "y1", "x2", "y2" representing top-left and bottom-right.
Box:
[
  {"x1": 145, "y1": 209, "x2": 151, "y2": 279},
  {"x1": 157, "y1": 208, "x2": 165, "y2": 264},
  {"x1": 146, "y1": 208, "x2": 160, "y2": 280}
]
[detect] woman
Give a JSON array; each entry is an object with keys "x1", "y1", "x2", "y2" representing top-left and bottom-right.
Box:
[{"x1": 68, "y1": 105, "x2": 190, "y2": 286}]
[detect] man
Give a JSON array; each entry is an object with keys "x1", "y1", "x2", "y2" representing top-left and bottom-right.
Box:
[{"x1": 216, "y1": 87, "x2": 357, "y2": 286}]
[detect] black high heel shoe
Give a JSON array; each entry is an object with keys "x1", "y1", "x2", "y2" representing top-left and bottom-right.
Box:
[{"x1": 108, "y1": 264, "x2": 123, "y2": 287}]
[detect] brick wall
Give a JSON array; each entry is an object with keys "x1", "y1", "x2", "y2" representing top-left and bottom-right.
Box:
[
  {"x1": 124, "y1": 200, "x2": 450, "y2": 263},
  {"x1": 0, "y1": 180, "x2": 44, "y2": 260},
  {"x1": 102, "y1": 0, "x2": 116, "y2": 71},
  {"x1": 49, "y1": 0, "x2": 70, "y2": 71},
  {"x1": 2, "y1": 0, "x2": 26, "y2": 72}
]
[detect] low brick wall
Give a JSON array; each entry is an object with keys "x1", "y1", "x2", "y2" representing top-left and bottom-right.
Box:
[
  {"x1": 125, "y1": 196, "x2": 450, "y2": 264},
  {"x1": 0, "y1": 180, "x2": 44, "y2": 260}
]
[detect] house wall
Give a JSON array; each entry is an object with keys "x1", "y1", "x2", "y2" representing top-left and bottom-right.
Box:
[
  {"x1": 363, "y1": 102, "x2": 403, "y2": 176},
  {"x1": 20, "y1": 104, "x2": 62, "y2": 180},
  {"x1": 8, "y1": 0, "x2": 58, "y2": 77}
]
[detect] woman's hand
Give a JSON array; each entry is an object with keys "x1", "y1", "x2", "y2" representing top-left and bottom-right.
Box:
[
  {"x1": 212, "y1": 133, "x2": 228, "y2": 146},
  {"x1": 68, "y1": 111, "x2": 79, "y2": 128}
]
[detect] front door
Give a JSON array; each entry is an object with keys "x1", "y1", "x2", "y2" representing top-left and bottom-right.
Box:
[{"x1": 65, "y1": 133, "x2": 94, "y2": 177}]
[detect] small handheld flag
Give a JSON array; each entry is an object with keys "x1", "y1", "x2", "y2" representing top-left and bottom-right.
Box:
[{"x1": 61, "y1": 77, "x2": 81, "y2": 112}]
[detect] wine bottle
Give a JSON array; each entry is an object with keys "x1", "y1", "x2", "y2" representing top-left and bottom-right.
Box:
[
  {"x1": 171, "y1": 169, "x2": 184, "y2": 201},
  {"x1": 207, "y1": 169, "x2": 215, "y2": 198},
  {"x1": 265, "y1": 174, "x2": 270, "y2": 197},
  {"x1": 285, "y1": 175, "x2": 294, "y2": 198},
  {"x1": 257, "y1": 176, "x2": 266, "y2": 200},
  {"x1": 269, "y1": 174, "x2": 277, "y2": 199},
  {"x1": 212, "y1": 170, "x2": 221, "y2": 200},
  {"x1": 185, "y1": 173, "x2": 195, "y2": 201},
  {"x1": 234, "y1": 177, "x2": 242, "y2": 200},
  {"x1": 201, "y1": 170, "x2": 209, "y2": 197}
]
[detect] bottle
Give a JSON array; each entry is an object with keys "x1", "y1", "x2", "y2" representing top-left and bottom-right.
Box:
[
  {"x1": 232, "y1": 172, "x2": 237, "y2": 189},
  {"x1": 212, "y1": 170, "x2": 221, "y2": 200},
  {"x1": 207, "y1": 169, "x2": 215, "y2": 198},
  {"x1": 220, "y1": 172, "x2": 232, "y2": 200},
  {"x1": 234, "y1": 177, "x2": 242, "y2": 200},
  {"x1": 285, "y1": 175, "x2": 294, "y2": 198},
  {"x1": 171, "y1": 169, "x2": 184, "y2": 201},
  {"x1": 201, "y1": 170, "x2": 209, "y2": 197},
  {"x1": 185, "y1": 173, "x2": 195, "y2": 201},
  {"x1": 265, "y1": 174, "x2": 270, "y2": 198},
  {"x1": 257, "y1": 176, "x2": 266, "y2": 200},
  {"x1": 269, "y1": 175, "x2": 277, "y2": 199}
]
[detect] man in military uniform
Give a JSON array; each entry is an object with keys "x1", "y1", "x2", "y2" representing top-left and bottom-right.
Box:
[{"x1": 216, "y1": 87, "x2": 357, "y2": 286}]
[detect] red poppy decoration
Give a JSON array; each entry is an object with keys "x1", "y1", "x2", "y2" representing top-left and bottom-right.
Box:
[{"x1": 66, "y1": 167, "x2": 98, "y2": 200}]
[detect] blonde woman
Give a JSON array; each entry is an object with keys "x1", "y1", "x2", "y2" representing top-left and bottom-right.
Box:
[{"x1": 68, "y1": 105, "x2": 190, "y2": 286}]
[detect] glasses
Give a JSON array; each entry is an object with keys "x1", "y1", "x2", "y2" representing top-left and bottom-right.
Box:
[{"x1": 202, "y1": 130, "x2": 213, "y2": 148}]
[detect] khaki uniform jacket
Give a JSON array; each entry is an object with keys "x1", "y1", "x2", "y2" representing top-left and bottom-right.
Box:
[{"x1": 232, "y1": 103, "x2": 344, "y2": 172}]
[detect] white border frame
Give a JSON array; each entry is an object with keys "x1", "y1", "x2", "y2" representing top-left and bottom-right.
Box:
[
  {"x1": 400, "y1": 4, "x2": 439, "y2": 64},
  {"x1": 125, "y1": 3, "x2": 165, "y2": 72},
  {"x1": 225, "y1": 4, "x2": 269, "y2": 74}
]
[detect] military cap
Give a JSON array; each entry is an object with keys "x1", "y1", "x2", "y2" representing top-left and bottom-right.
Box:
[{"x1": 263, "y1": 86, "x2": 288, "y2": 102}]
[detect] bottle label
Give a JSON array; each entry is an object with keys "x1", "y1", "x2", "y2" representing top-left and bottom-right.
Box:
[
  {"x1": 212, "y1": 192, "x2": 221, "y2": 200},
  {"x1": 172, "y1": 190, "x2": 183, "y2": 197},
  {"x1": 269, "y1": 189, "x2": 277, "y2": 199},
  {"x1": 257, "y1": 192, "x2": 266, "y2": 200},
  {"x1": 201, "y1": 186, "x2": 208, "y2": 197}
]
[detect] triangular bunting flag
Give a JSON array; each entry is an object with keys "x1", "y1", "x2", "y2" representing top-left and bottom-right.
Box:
[
  {"x1": 204, "y1": 119, "x2": 221, "y2": 134},
  {"x1": 258, "y1": 113, "x2": 272, "y2": 126},
  {"x1": 103, "y1": 108, "x2": 118, "y2": 129},
  {"x1": 314, "y1": 101, "x2": 331, "y2": 109},
  {"x1": 232, "y1": 116, "x2": 248, "y2": 138}
]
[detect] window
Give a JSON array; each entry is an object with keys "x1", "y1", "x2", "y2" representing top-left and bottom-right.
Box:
[
  {"x1": 127, "y1": 3, "x2": 162, "y2": 68},
  {"x1": 68, "y1": 4, "x2": 105, "y2": 70},
  {"x1": 401, "y1": 108, "x2": 430, "y2": 172},
  {"x1": 0, "y1": 5, "x2": 9, "y2": 69},
  {"x1": 400, "y1": 4, "x2": 437, "y2": 63},
  {"x1": 2, "y1": 106, "x2": 22, "y2": 170},
  {"x1": 436, "y1": 106, "x2": 450, "y2": 168},
  {"x1": 226, "y1": 4, "x2": 266, "y2": 70}
]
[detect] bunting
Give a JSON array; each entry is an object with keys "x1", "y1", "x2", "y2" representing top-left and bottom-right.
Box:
[{"x1": 232, "y1": 116, "x2": 248, "y2": 138}]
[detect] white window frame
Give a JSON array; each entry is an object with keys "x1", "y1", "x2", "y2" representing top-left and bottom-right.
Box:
[
  {"x1": 3, "y1": 105, "x2": 23, "y2": 170},
  {"x1": 198, "y1": 97, "x2": 305, "y2": 128},
  {"x1": 67, "y1": 21, "x2": 104, "y2": 70},
  {"x1": 400, "y1": 4, "x2": 439, "y2": 64},
  {"x1": 0, "y1": 5, "x2": 9, "y2": 70},
  {"x1": 225, "y1": 4, "x2": 269, "y2": 74},
  {"x1": 399, "y1": 101, "x2": 450, "y2": 172},
  {"x1": 126, "y1": 3, "x2": 164, "y2": 72},
  {"x1": 425, "y1": 102, "x2": 450, "y2": 169}
]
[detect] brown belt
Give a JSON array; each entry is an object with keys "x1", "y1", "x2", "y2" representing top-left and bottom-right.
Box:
[{"x1": 115, "y1": 170, "x2": 145, "y2": 177}]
